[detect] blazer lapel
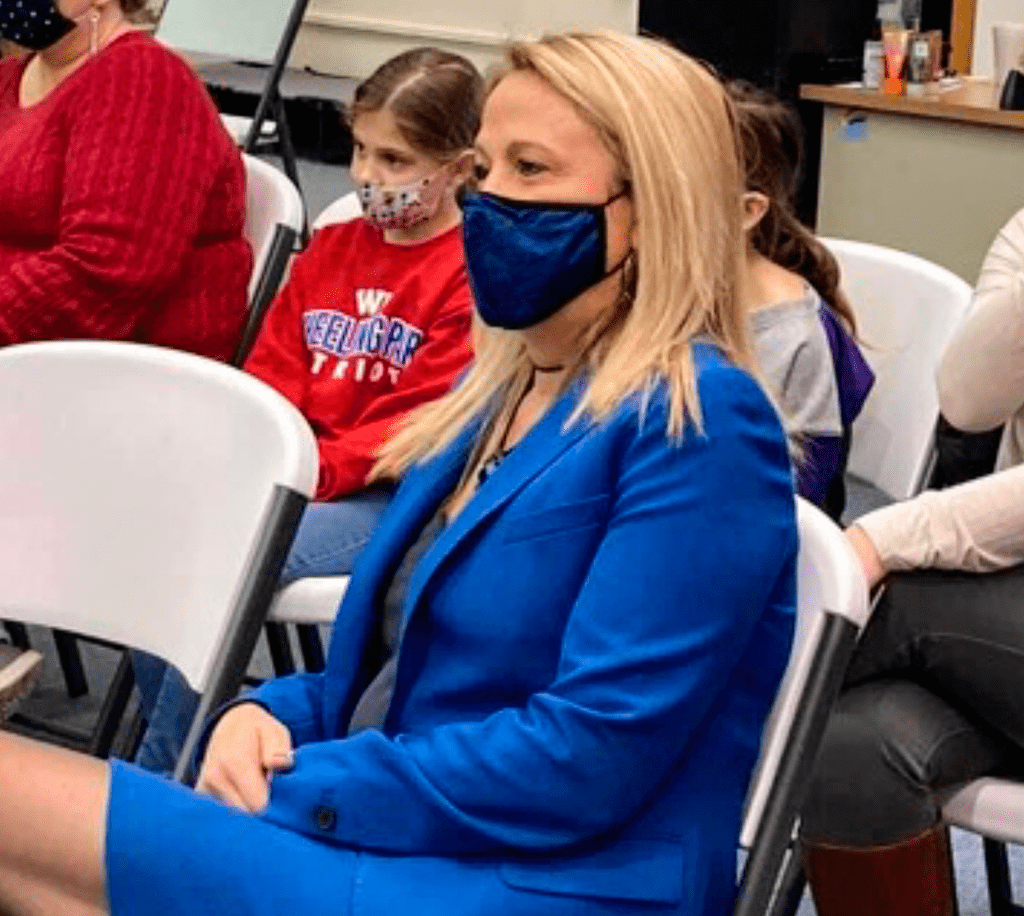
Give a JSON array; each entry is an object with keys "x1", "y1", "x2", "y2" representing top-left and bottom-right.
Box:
[
  {"x1": 399, "y1": 378, "x2": 593, "y2": 636},
  {"x1": 320, "y1": 421, "x2": 477, "y2": 729}
]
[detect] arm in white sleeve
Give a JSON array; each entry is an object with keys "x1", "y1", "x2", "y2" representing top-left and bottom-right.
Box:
[
  {"x1": 855, "y1": 464, "x2": 1024, "y2": 574},
  {"x1": 938, "y1": 208, "x2": 1024, "y2": 432}
]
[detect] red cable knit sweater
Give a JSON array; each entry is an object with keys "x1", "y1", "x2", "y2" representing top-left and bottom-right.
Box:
[{"x1": 0, "y1": 33, "x2": 251, "y2": 359}]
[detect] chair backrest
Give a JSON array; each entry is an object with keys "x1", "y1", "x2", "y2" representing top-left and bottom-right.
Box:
[
  {"x1": 823, "y1": 238, "x2": 973, "y2": 501},
  {"x1": 0, "y1": 341, "x2": 318, "y2": 694},
  {"x1": 736, "y1": 501, "x2": 870, "y2": 916},
  {"x1": 312, "y1": 191, "x2": 363, "y2": 232},
  {"x1": 242, "y1": 154, "x2": 304, "y2": 304},
  {"x1": 741, "y1": 499, "x2": 869, "y2": 849},
  {"x1": 156, "y1": 0, "x2": 302, "y2": 64}
]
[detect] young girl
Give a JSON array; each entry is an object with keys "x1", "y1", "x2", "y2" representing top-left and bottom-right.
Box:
[
  {"x1": 731, "y1": 81, "x2": 874, "y2": 520},
  {"x1": 244, "y1": 46, "x2": 479, "y2": 576},
  {"x1": 132, "y1": 47, "x2": 480, "y2": 776}
]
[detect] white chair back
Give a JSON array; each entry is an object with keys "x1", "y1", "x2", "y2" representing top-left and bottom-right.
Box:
[
  {"x1": 243, "y1": 154, "x2": 304, "y2": 303},
  {"x1": 741, "y1": 499, "x2": 870, "y2": 850},
  {"x1": 823, "y1": 239, "x2": 973, "y2": 501},
  {"x1": 0, "y1": 341, "x2": 318, "y2": 693},
  {"x1": 312, "y1": 191, "x2": 363, "y2": 232}
]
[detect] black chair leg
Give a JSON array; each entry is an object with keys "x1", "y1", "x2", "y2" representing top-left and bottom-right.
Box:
[
  {"x1": 4, "y1": 621, "x2": 29, "y2": 649},
  {"x1": 54, "y1": 629, "x2": 89, "y2": 697},
  {"x1": 768, "y1": 842, "x2": 809, "y2": 916},
  {"x1": 296, "y1": 624, "x2": 325, "y2": 673},
  {"x1": 264, "y1": 622, "x2": 295, "y2": 675},
  {"x1": 88, "y1": 653, "x2": 136, "y2": 758},
  {"x1": 984, "y1": 837, "x2": 1024, "y2": 916}
]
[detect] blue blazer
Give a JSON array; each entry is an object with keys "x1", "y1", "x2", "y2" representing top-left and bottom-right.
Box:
[{"x1": 250, "y1": 343, "x2": 797, "y2": 915}]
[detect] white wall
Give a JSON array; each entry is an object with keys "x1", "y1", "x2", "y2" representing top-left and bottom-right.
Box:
[
  {"x1": 972, "y1": 0, "x2": 1024, "y2": 75},
  {"x1": 292, "y1": 0, "x2": 639, "y2": 78}
]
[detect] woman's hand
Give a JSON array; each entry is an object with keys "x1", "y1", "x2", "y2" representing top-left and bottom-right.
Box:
[
  {"x1": 845, "y1": 524, "x2": 886, "y2": 589},
  {"x1": 195, "y1": 703, "x2": 294, "y2": 814}
]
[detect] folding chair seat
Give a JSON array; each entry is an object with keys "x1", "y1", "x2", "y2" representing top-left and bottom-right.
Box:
[{"x1": 942, "y1": 749, "x2": 1024, "y2": 912}]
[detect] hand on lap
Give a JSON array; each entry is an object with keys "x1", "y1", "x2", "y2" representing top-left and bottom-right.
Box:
[{"x1": 195, "y1": 704, "x2": 294, "y2": 814}]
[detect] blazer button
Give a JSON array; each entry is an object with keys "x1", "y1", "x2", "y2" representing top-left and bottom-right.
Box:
[{"x1": 314, "y1": 805, "x2": 336, "y2": 831}]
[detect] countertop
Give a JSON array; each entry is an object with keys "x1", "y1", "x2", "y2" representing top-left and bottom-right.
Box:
[{"x1": 800, "y1": 78, "x2": 1024, "y2": 131}]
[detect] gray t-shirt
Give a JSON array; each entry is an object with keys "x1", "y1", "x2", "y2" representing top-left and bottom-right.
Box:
[{"x1": 751, "y1": 288, "x2": 843, "y2": 439}]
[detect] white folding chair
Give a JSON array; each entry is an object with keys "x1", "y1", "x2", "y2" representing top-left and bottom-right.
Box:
[
  {"x1": 263, "y1": 572, "x2": 350, "y2": 674},
  {"x1": 233, "y1": 154, "x2": 304, "y2": 366},
  {"x1": 943, "y1": 769, "x2": 1024, "y2": 913},
  {"x1": 822, "y1": 239, "x2": 973, "y2": 508},
  {"x1": 312, "y1": 191, "x2": 362, "y2": 232},
  {"x1": 3, "y1": 159, "x2": 302, "y2": 716},
  {"x1": 735, "y1": 498, "x2": 870, "y2": 916},
  {"x1": 0, "y1": 341, "x2": 318, "y2": 780}
]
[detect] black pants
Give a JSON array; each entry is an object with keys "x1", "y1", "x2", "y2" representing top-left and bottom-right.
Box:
[{"x1": 801, "y1": 564, "x2": 1024, "y2": 847}]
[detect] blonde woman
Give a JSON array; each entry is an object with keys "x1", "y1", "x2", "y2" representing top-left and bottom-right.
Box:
[{"x1": 0, "y1": 32, "x2": 796, "y2": 916}]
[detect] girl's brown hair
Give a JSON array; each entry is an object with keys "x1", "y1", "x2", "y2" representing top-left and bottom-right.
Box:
[
  {"x1": 729, "y1": 80, "x2": 858, "y2": 333},
  {"x1": 119, "y1": 0, "x2": 151, "y2": 17},
  {"x1": 350, "y1": 47, "x2": 483, "y2": 161}
]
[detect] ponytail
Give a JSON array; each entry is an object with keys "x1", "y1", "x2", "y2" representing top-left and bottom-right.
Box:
[
  {"x1": 770, "y1": 209, "x2": 858, "y2": 334},
  {"x1": 728, "y1": 80, "x2": 858, "y2": 335}
]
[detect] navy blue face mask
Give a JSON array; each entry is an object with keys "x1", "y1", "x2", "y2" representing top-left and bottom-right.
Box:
[
  {"x1": 461, "y1": 189, "x2": 631, "y2": 330},
  {"x1": 0, "y1": 0, "x2": 75, "y2": 50}
]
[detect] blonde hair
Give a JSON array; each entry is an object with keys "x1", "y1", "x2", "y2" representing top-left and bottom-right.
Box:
[{"x1": 376, "y1": 31, "x2": 751, "y2": 475}]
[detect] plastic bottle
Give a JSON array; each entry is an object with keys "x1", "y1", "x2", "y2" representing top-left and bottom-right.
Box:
[
  {"x1": 864, "y1": 18, "x2": 885, "y2": 90},
  {"x1": 907, "y1": 18, "x2": 932, "y2": 96}
]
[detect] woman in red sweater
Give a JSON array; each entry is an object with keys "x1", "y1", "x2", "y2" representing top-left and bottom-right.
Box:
[
  {"x1": 0, "y1": 0, "x2": 251, "y2": 358},
  {"x1": 131, "y1": 47, "x2": 480, "y2": 776}
]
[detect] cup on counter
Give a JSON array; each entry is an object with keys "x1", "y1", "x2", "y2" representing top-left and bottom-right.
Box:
[{"x1": 993, "y1": 22, "x2": 1024, "y2": 94}]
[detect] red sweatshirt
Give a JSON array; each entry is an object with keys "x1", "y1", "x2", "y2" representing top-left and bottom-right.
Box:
[
  {"x1": 245, "y1": 218, "x2": 474, "y2": 499},
  {"x1": 0, "y1": 33, "x2": 250, "y2": 359}
]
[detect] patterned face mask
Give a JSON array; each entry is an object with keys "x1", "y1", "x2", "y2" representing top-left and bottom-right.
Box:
[
  {"x1": 357, "y1": 166, "x2": 451, "y2": 231},
  {"x1": 0, "y1": 0, "x2": 75, "y2": 50}
]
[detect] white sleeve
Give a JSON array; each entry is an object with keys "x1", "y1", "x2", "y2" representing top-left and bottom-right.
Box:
[
  {"x1": 938, "y1": 207, "x2": 1024, "y2": 432},
  {"x1": 856, "y1": 464, "x2": 1024, "y2": 574}
]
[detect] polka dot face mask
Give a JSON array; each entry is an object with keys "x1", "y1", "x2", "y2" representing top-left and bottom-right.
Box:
[
  {"x1": 0, "y1": 0, "x2": 75, "y2": 50},
  {"x1": 357, "y1": 166, "x2": 451, "y2": 232}
]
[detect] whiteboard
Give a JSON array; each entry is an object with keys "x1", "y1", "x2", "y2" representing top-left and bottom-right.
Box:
[{"x1": 157, "y1": 0, "x2": 301, "y2": 63}]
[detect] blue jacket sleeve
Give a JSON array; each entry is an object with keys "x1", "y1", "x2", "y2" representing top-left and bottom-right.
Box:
[
  {"x1": 193, "y1": 673, "x2": 327, "y2": 771},
  {"x1": 261, "y1": 365, "x2": 796, "y2": 853},
  {"x1": 248, "y1": 672, "x2": 327, "y2": 747}
]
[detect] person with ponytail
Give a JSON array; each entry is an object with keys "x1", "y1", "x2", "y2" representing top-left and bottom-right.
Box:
[{"x1": 731, "y1": 81, "x2": 873, "y2": 520}]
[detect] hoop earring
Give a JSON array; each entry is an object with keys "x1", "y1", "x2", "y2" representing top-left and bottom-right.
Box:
[{"x1": 89, "y1": 7, "x2": 101, "y2": 55}]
